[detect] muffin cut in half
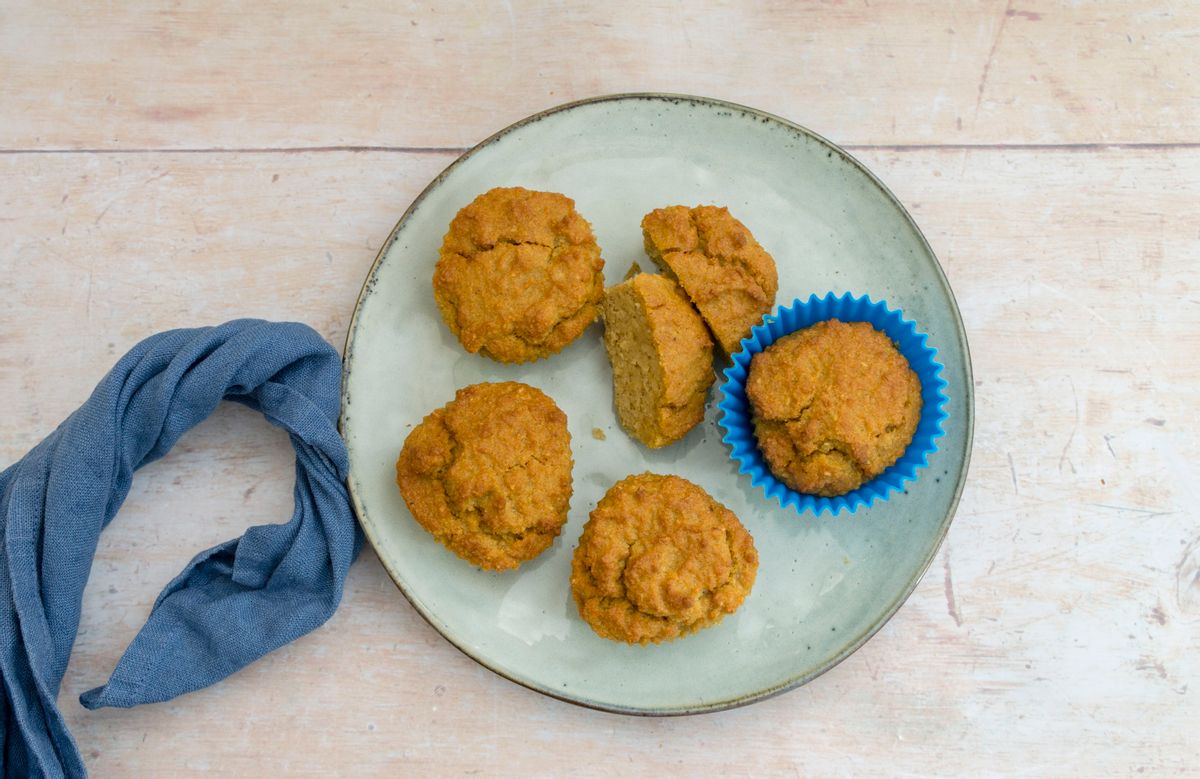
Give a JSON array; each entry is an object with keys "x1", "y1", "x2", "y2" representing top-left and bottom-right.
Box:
[
  {"x1": 641, "y1": 204, "x2": 778, "y2": 355},
  {"x1": 600, "y1": 273, "x2": 714, "y2": 448}
]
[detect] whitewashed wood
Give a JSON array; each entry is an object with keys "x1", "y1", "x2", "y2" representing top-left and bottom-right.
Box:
[
  {"x1": 3, "y1": 0, "x2": 1199, "y2": 774},
  {"x1": 1, "y1": 1, "x2": 1197, "y2": 150},
  {"x1": 1, "y1": 148, "x2": 1197, "y2": 776}
]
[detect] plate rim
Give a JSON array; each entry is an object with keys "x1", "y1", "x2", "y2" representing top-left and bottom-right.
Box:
[{"x1": 339, "y1": 92, "x2": 976, "y2": 716}]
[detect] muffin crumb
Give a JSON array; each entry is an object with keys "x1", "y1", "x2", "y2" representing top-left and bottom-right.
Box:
[{"x1": 600, "y1": 273, "x2": 714, "y2": 448}]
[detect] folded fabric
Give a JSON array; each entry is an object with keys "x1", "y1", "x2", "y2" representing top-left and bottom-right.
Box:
[{"x1": 0, "y1": 320, "x2": 363, "y2": 777}]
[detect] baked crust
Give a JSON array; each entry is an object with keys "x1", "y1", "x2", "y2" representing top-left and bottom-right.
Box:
[
  {"x1": 434, "y1": 187, "x2": 605, "y2": 363},
  {"x1": 395, "y1": 382, "x2": 573, "y2": 570},
  {"x1": 746, "y1": 319, "x2": 922, "y2": 497},
  {"x1": 571, "y1": 473, "x2": 758, "y2": 644},
  {"x1": 641, "y1": 205, "x2": 777, "y2": 354}
]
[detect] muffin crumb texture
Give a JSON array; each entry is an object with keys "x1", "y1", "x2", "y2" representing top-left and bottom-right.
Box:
[
  {"x1": 746, "y1": 319, "x2": 922, "y2": 497},
  {"x1": 395, "y1": 381, "x2": 573, "y2": 570},
  {"x1": 641, "y1": 205, "x2": 778, "y2": 354},
  {"x1": 433, "y1": 187, "x2": 605, "y2": 363},
  {"x1": 600, "y1": 273, "x2": 714, "y2": 448},
  {"x1": 571, "y1": 473, "x2": 758, "y2": 644}
]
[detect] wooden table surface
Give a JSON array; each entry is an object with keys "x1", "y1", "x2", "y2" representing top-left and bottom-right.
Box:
[{"x1": 2, "y1": 2, "x2": 1197, "y2": 776}]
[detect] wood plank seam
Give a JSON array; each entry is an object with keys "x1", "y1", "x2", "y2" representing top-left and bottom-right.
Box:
[{"x1": 4, "y1": 142, "x2": 1199, "y2": 156}]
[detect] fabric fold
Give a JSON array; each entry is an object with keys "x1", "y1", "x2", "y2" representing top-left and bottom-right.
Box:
[{"x1": 0, "y1": 319, "x2": 363, "y2": 777}]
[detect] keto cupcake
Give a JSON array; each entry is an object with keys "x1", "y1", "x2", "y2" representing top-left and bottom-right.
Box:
[
  {"x1": 395, "y1": 381, "x2": 573, "y2": 570},
  {"x1": 718, "y1": 292, "x2": 948, "y2": 515},
  {"x1": 746, "y1": 319, "x2": 921, "y2": 497},
  {"x1": 571, "y1": 473, "x2": 757, "y2": 644},
  {"x1": 433, "y1": 187, "x2": 605, "y2": 363}
]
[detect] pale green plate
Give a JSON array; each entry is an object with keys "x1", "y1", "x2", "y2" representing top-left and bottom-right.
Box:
[{"x1": 341, "y1": 94, "x2": 973, "y2": 715}]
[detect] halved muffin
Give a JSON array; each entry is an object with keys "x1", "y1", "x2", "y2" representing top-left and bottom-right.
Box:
[
  {"x1": 642, "y1": 205, "x2": 777, "y2": 355},
  {"x1": 600, "y1": 273, "x2": 714, "y2": 448}
]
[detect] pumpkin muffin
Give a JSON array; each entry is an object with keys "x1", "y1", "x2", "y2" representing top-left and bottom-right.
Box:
[
  {"x1": 600, "y1": 273, "x2": 714, "y2": 448},
  {"x1": 571, "y1": 473, "x2": 758, "y2": 644},
  {"x1": 395, "y1": 382, "x2": 573, "y2": 570},
  {"x1": 433, "y1": 187, "x2": 605, "y2": 363},
  {"x1": 746, "y1": 319, "x2": 922, "y2": 497},
  {"x1": 641, "y1": 205, "x2": 777, "y2": 354}
]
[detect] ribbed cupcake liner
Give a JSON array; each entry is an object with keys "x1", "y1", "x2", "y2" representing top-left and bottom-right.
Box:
[{"x1": 717, "y1": 292, "x2": 948, "y2": 516}]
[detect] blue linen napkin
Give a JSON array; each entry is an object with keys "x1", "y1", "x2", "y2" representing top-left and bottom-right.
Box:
[{"x1": 0, "y1": 319, "x2": 363, "y2": 777}]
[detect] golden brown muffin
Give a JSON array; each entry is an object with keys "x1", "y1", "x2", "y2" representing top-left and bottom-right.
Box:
[
  {"x1": 746, "y1": 319, "x2": 922, "y2": 497},
  {"x1": 600, "y1": 273, "x2": 714, "y2": 448},
  {"x1": 395, "y1": 382, "x2": 573, "y2": 570},
  {"x1": 571, "y1": 473, "x2": 758, "y2": 644},
  {"x1": 433, "y1": 187, "x2": 606, "y2": 363},
  {"x1": 641, "y1": 205, "x2": 778, "y2": 354}
]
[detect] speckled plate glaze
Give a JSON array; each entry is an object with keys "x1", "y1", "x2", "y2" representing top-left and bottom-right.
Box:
[{"x1": 341, "y1": 94, "x2": 973, "y2": 715}]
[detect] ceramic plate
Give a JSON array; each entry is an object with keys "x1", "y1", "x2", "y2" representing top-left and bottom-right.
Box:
[{"x1": 341, "y1": 94, "x2": 973, "y2": 715}]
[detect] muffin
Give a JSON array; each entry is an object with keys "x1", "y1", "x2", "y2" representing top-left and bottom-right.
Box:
[
  {"x1": 600, "y1": 273, "x2": 714, "y2": 448},
  {"x1": 745, "y1": 319, "x2": 922, "y2": 497},
  {"x1": 395, "y1": 382, "x2": 573, "y2": 570},
  {"x1": 641, "y1": 205, "x2": 777, "y2": 354},
  {"x1": 433, "y1": 187, "x2": 605, "y2": 363},
  {"x1": 571, "y1": 473, "x2": 758, "y2": 644}
]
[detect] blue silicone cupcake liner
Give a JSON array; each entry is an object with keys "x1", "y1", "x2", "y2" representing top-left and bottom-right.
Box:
[{"x1": 717, "y1": 291, "x2": 948, "y2": 516}]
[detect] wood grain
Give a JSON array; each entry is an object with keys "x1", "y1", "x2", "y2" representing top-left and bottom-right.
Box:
[
  {"x1": 2, "y1": 145, "x2": 1196, "y2": 775},
  {"x1": 4, "y1": 0, "x2": 1199, "y2": 774},
  {"x1": 1, "y1": 1, "x2": 1197, "y2": 151}
]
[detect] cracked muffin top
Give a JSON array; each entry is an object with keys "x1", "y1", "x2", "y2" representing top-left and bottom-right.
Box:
[
  {"x1": 570, "y1": 473, "x2": 757, "y2": 644},
  {"x1": 746, "y1": 319, "x2": 922, "y2": 497},
  {"x1": 395, "y1": 381, "x2": 573, "y2": 570},
  {"x1": 641, "y1": 205, "x2": 777, "y2": 354},
  {"x1": 433, "y1": 187, "x2": 605, "y2": 363}
]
